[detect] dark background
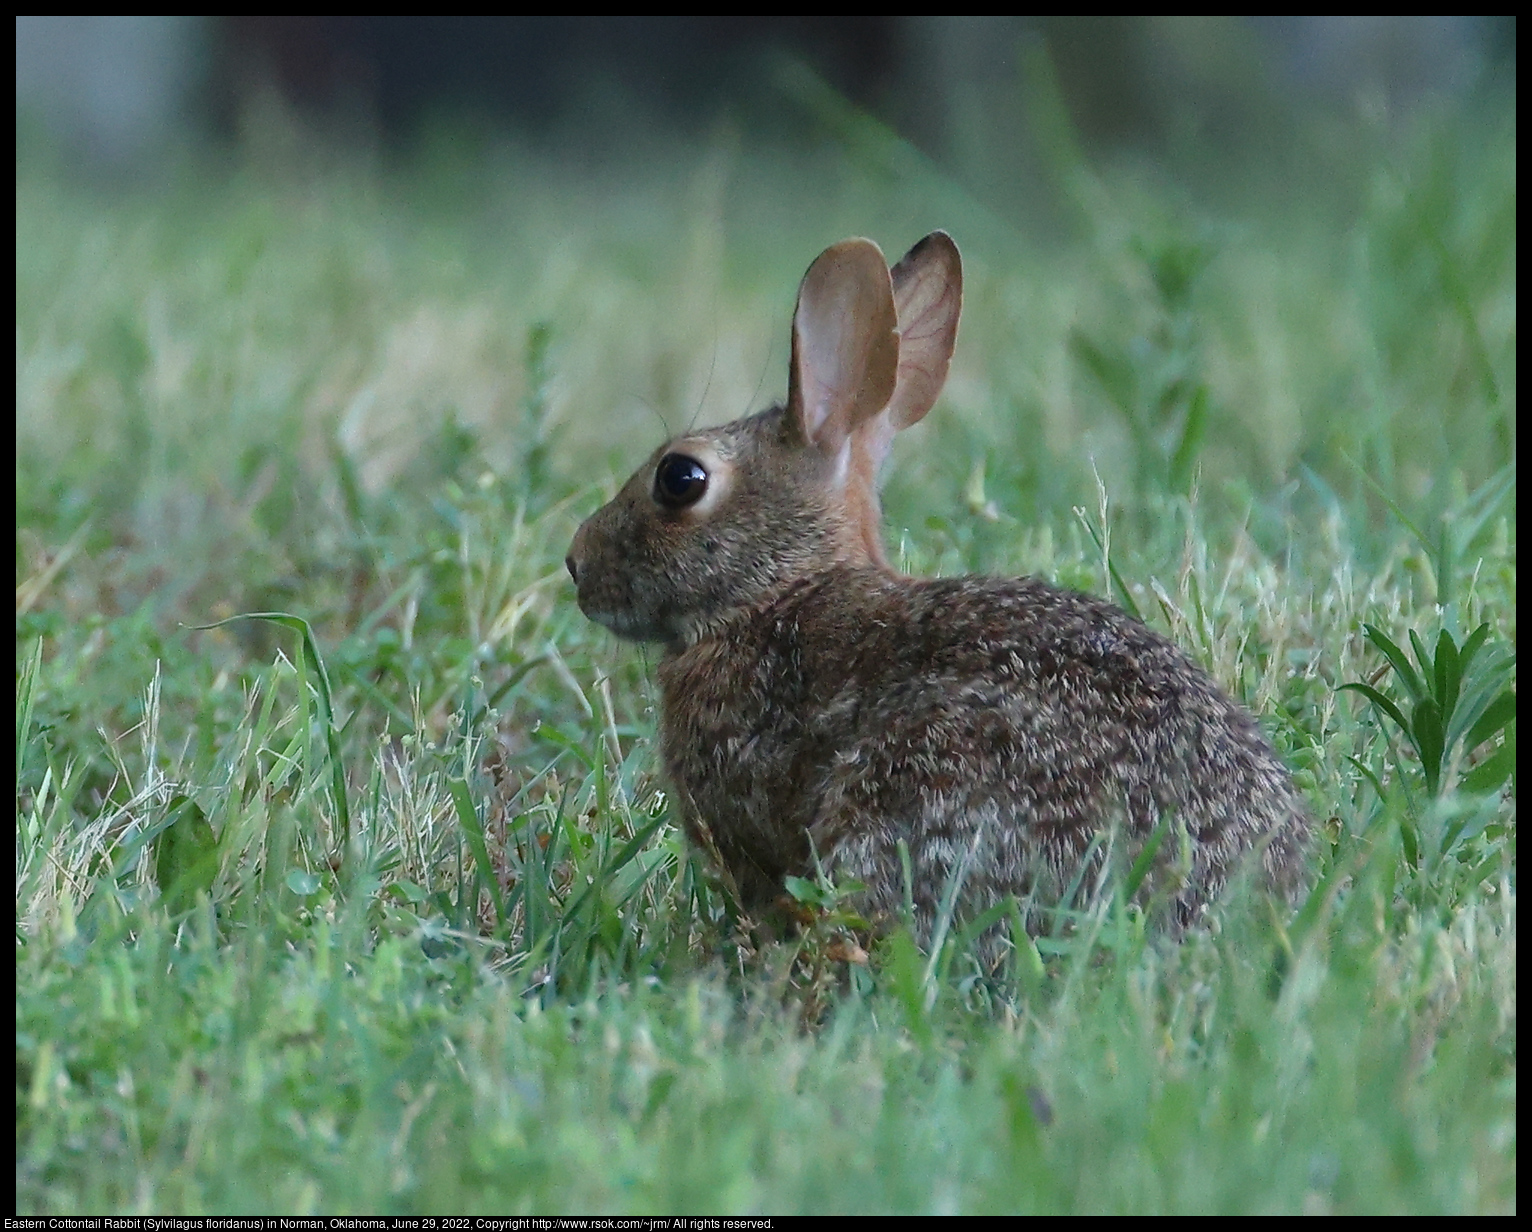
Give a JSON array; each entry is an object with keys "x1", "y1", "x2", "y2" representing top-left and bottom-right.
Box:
[{"x1": 16, "y1": 16, "x2": 1516, "y2": 179}]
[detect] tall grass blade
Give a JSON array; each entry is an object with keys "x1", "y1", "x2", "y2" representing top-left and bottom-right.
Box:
[{"x1": 195, "y1": 612, "x2": 352, "y2": 856}]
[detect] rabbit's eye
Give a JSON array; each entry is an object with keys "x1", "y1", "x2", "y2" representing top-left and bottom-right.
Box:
[{"x1": 653, "y1": 453, "x2": 709, "y2": 509}]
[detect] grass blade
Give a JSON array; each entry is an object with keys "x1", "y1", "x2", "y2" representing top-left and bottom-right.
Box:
[
  {"x1": 194, "y1": 612, "x2": 352, "y2": 856},
  {"x1": 1361, "y1": 624, "x2": 1424, "y2": 703},
  {"x1": 449, "y1": 777, "x2": 506, "y2": 933},
  {"x1": 1338, "y1": 682, "x2": 1411, "y2": 739}
]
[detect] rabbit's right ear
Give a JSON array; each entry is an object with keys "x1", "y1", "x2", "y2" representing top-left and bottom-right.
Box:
[{"x1": 788, "y1": 239, "x2": 900, "y2": 466}]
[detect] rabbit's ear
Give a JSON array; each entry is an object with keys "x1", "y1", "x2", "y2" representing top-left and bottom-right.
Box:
[
  {"x1": 887, "y1": 231, "x2": 962, "y2": 430},
  {"x1": 846, "y1": 232, "x2": 963, "y2": 494},
  {"x1": 788, "y1": 239, "x2": 900, "y2": 461}
]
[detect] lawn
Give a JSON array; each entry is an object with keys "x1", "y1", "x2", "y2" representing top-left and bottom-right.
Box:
[{"x1": 15, "y1": 80, "x2": 1515, "y2": 1213}]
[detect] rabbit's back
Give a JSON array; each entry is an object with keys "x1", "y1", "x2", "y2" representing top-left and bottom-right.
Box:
[{"x1": 659, "y1": 566, "x2": 1310, "y2": 934}]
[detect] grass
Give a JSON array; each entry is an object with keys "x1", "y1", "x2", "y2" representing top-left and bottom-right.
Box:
[{"x1": 15, "y1": 78, "x2": 1515, "y2": 1214}]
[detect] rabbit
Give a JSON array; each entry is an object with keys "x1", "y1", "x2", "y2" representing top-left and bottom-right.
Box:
[{"x1": 565, "y1": 231, "x2": 1312, "y2": 958}]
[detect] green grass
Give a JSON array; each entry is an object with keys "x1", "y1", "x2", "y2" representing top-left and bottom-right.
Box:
[{"x1": 16, "y1": 83, "x2": 1515, "y2": 1214}]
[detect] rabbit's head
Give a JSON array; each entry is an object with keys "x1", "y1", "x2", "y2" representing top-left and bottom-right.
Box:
[{"x1": 567, "y1": 232, "x2": 962, "y2": 648}]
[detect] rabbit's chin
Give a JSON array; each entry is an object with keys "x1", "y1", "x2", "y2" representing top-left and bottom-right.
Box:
[{"x1": 579, "y1": 604, "x2": 673, "y2": 645}]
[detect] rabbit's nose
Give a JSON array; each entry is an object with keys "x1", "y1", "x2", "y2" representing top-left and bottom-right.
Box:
[{"x1": 567, "y1": 519, "x2": 593, "y2": 586}]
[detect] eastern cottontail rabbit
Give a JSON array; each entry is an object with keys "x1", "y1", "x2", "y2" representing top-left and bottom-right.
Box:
[{"x1": 567, "y1": 232, "x2": 1311, "y2": 955}]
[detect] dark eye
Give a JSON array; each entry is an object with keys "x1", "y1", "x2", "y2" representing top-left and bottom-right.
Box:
[{"x1": 653, "y1": 453, "x2": 709, "y2": 509}]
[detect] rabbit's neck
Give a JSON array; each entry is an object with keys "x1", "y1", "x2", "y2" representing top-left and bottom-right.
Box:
[{"x1": 655, "y1": 567, "x2": 886, "y2": 909}]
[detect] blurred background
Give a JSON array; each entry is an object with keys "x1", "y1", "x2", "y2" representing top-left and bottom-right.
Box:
[
  {"x1": 15, "y1": 16, "x2": 1516, "y2": 555},
  {"x1": 15, "y1": 16, "x2": 1515, "y2": 179}
]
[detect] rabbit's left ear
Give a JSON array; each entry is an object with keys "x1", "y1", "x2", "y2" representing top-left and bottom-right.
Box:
[
  {"x1": 788, "y1": 238, "x2": 900, "y2": 460},
  {"x1": 887, "y1": 231, "x2": 962, "y2": 430},
  {"x1": 843, "y1": 232, "x2": 962, "y2": 498}
]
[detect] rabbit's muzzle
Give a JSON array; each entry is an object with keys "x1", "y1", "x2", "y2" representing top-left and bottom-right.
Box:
[{"x1": 566, "y1": 512, "x2": 667, "y2": 644}]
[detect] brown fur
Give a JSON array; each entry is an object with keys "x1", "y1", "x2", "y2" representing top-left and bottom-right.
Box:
[{"x1": 566, "y1": 233, "x2": 1311, "y2": 954}]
